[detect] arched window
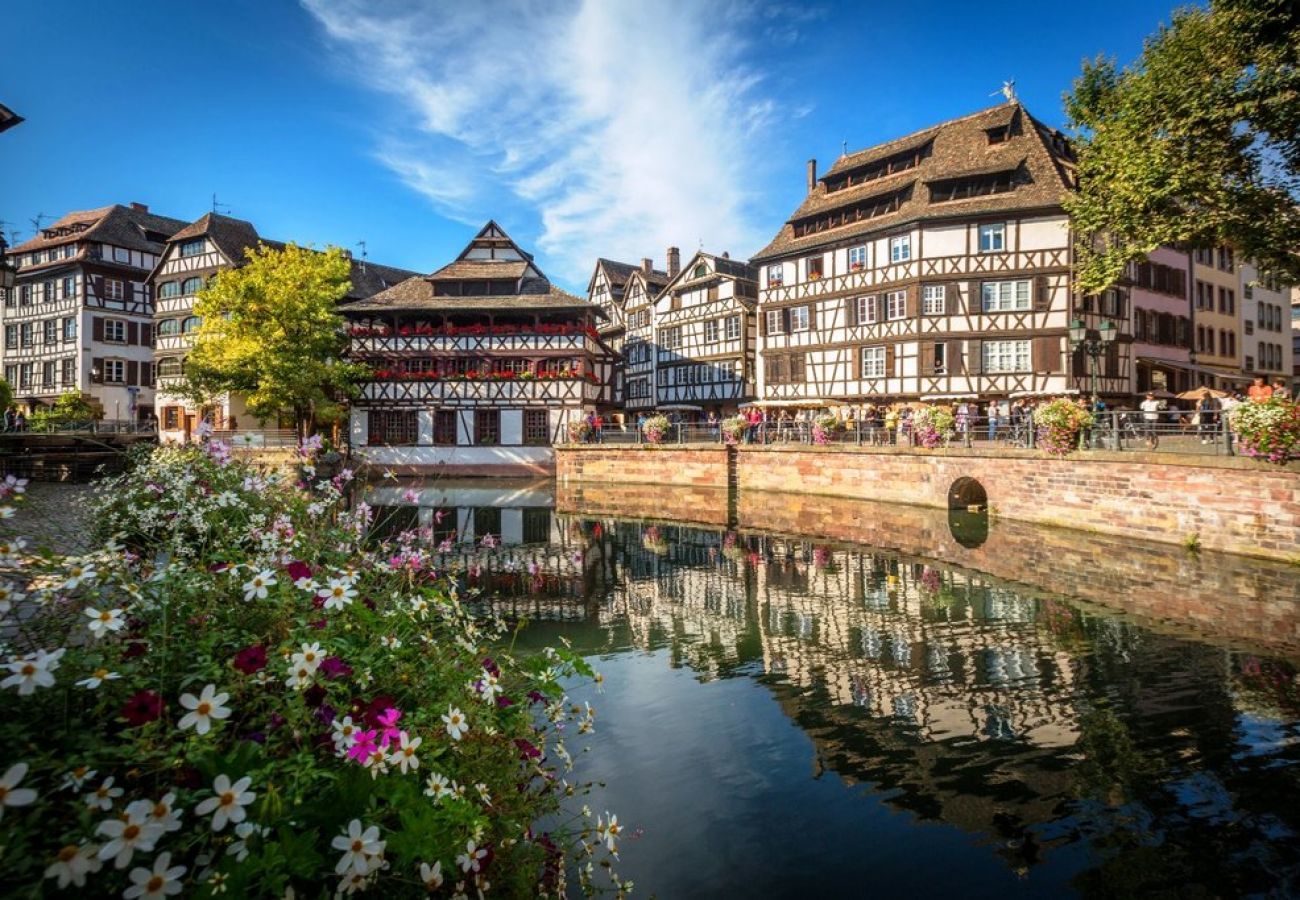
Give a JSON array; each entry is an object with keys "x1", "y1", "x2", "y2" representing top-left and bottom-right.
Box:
[
  {"x1": 157, "y1": 319, "x2": 180, "y2": 336},
  {"x1": 693, "y1": 263, "x2": 708, "y2": 279},
  {"x1": 181, "y1": 277, "x2": 204, "y2": 295},
  {"x1": 157, "y1": 357, "x2": 184, "y2": 378},
  {"x1": 158, "y1": 281, "x2": 181, "y2": 299},
  {"x1": 181, "y1": 316, "x2": 202, "y2": 333}
]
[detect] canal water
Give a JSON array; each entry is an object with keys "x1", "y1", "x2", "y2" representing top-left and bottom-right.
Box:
[{"x1": 367, "y1": 479, "x2": 1300, "y2": 899}]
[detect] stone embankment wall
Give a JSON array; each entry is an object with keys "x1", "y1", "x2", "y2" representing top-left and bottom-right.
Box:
[{"x1": 555, "y1": 445, "x2": 1300, "y2": 562}]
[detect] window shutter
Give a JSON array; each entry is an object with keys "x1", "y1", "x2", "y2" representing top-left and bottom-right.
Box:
[
  {"x1": 807, "y1": 303, "x2": 817, "y2": 331},
  {"x1": 920, "y1": 341, "x2": 935, "y2": 374},
  {"x1": 759, "y1": 309, "x2": 767, "y2": 336},
  {"x1": 967, "y1": 339, "x2": 983, "y2": 374},
  {"x1": 781, "y1": 308, "x2": 791, "y2": 333},
  {"x1": 1104, "y1": 342, "x2": 1120, "y2": 378},
  {"x1": 128, "y1": 321, "x2": 139, "y2": 344},
  {"x1": 845, "y1": 297, "x2": 857, "y2": 327},
  {"x1": 944, "y1": 283, "x2": 955, "y2": 316},
  {"x1": 948, "y1": 340, "x2": 964, "y2": 374},
  {"x1": 92, "y1": 316, "x2": 104, "y2": 341},
  {"x1": 1071, "y1": 346, "x2": 1087, "y2": 377},
  {"x1": 884, "y1": 344, "x2": 896, "y2": 376},
  {"x1": 1032, "y1": 336, "x2": 1061, "y2": 372},
  {"x1": 141, "y1": 361, "x2": 152, "y2": 387},
  {"x1": 1034, "y1": 275, "x2": 1050, "y2": 311},
  {"x1": 855, "y1": 346, "x2": 863, "y2": 378},
  {"x1": 141, "y1": 323, "x2": 153, "y2": 346},
  {"x1": 126, "y1": 360, "x2": 139, "y2": 385},
  {"x1": 91, "y1": 357, "x2": 104, "y2": 383},
  {"x1": 908, "y1": 283, "x2": 920, "y2": 318},
  {"x1": 791, "y1": 353, "x2": 806, "y2": 382}
]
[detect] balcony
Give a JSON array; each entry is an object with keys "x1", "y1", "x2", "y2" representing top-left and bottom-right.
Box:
[
  {"x1": 359, "y1": 375, "x2": 605, "y2": 406},
  {"x1": 348, "y1": 331, "x2": 600, "y2": 356}
]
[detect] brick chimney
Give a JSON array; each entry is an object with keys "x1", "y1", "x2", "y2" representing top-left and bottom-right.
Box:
[
  {"x1": 666, "y1": 246, "x2": 680, "y2": 278},
  {"x1": 641, "y1": 257, "x2": 653, "y2": 274},
  {"x1": 806, "y1": 159, "x2": 817, "y2": 195},
  {"x1": 130, "y1": 202, "x2": 149, "y2": 212}
]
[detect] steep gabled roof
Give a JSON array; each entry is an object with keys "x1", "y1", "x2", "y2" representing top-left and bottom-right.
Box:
[
  {"x1": 10, "y1": 204, "x2": 187, "y2": 256},
  {"x1": 656, "y1": 250, "x2": 758, "y2": 306},
  {"x1": 167, "y1": 213, "x2": 266, "y2": 265},
  {"x1": 752, "y1": 103, "x2": 1075, "y2": 262}
]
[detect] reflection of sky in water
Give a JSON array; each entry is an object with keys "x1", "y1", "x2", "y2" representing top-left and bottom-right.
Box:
[{"x1": 368, "y1": 481, "x2": 1300, "y2": 898}]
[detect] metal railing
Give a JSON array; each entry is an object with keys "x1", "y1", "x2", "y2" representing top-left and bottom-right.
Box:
[
  {"x1": 569, "y1": 410, "x2": 1238, "y2": 456},
  {"x1": 7, "y1": 419, "x2": 156, "y2": 435},
  {"x1": 208, "y1": 429, "x2": 300, "y2": 448}
]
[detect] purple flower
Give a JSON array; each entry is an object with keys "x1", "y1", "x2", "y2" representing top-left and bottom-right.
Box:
[{"x1": 320, "y1": 656, "x2": 353, "y2": 680}]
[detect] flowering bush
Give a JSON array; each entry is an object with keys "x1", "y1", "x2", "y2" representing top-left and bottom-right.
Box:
[
  {"x1": 567, "y1": 420, "x2": 591, "y2": 443},
  {"x1": 720, "y1": 416, "x2": 748, "y2": 445},
  {"x1": 1033, "y1": 399, "x2": 1094, "y2": 456},
  {"x1": 0, "y1": 446, "x2": 626, "y2": 897},
  {"x1": 641, "y1": 414, "x2": 670, "y2": 445},
  {"x1": 910, "y1": 406, "x2": 955, "y2": 449},
  {"x1": 1231, "y1": 397, "x2": 1300, "y2": 463},
  {"x1": 811, "y1": 414, "x2": 841, "y2": 445}
]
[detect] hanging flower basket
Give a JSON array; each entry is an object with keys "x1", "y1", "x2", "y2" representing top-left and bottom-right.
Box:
[
  {"x1": 1230, "y1": 397, "x2": 1300, "y2": 463},
  {"x1": 642, "y1": 414, "x2": 670, "y2": 445},
  {"x1": 1032, "y1": 398, "x2": 1094, "y2": 456}
]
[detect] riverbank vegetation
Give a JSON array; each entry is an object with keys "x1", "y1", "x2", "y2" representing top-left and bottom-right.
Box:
[{"x1": 0, "y1": 443, "x2": 627, "y2": 897}]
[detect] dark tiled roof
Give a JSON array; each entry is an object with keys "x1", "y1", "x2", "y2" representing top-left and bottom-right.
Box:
[
  {"x1": 346, "y1": 260, "x2": 422, "y2": 301},
  {"x1": 340, "y1": 275, "x2": 602, "y2": 316},
  {"x1": 752, "y1": 103, "x2": 1075, "y2": 262},
  {"x1": 0, "y1": 102, "x2": 23, "y2": 134},
  {"x1": 11, "y1": 204, "x2": 187, "y2": 255},
  {"x1": 707, "y1": 253, "x2": 759, "y2": 281},
  {"x1": 168, "y1": 213, "x2": 265, "y2": 264},
  {"x1": 596, "y1": 258, "x2": 638, "y2": 286},
  {"x1": 429, "y1": 259, "x2": 530, "y2": 280}
]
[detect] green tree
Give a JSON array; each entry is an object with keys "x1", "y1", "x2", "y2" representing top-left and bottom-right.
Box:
[
  {"x1": 1064, "y1": 0, "x2": 1300, "y2": 294},
  {"x1": 0, "y1": 377, "x2": 12, "y2": 415},
  {"x1": 29, "y1": 391, "x2": 99, "y2": 432},
  {"x1": 179, "y1": 243, "x2": 366, "y2": 437}
]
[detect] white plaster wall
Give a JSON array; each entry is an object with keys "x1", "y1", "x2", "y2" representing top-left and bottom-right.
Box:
[
  {"x1": 1016, "y1": 216, "x2": 1070, "y2": 251},
  {"x1": 920, "y1": 224, "x2": 965, "y2": 257}
]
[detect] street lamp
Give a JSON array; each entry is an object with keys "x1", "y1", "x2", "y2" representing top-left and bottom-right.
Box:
[{"x1": 1068, "y1": 318, "x2": 1117, "y2": 410}]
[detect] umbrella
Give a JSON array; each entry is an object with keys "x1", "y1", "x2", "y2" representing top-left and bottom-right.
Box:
[
  {"x1": 1176, "y1": 387, "x2": 1227, "y2": 400},
  {"x1": 1134, "y1": 389, "x2": 1178, "y2": 400}
]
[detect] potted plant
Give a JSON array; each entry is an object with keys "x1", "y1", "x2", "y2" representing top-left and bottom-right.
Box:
[
  {"x1": 1230, "y1": 397, "x2": 1300, "y2": 463},
  {"x1": 1033, "y1": 398, "x2": 1094, "y2": 456},
  {"x1": 642, "y1": 414, "x2": 671, "y2": 445},
  {"x1": 911, "y1": 405, "x2": 956, "y2": 449},
  {"x1": 720, "y1": 416, "x2": 748, "y2": 445}
]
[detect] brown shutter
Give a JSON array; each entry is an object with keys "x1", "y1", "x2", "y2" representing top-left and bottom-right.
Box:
[
  {"x1": 949, "y1": 340, "x2": 963, "y2": 374},
  {"x1": 759, "y1": 309, "x2": 767, "y2": 336},
  {"x1": 128, "y1": 321, "x2": 139, "y2": 344},
  {"x1": 1033, "y1": 336, "x2": 1061, "y2": 372},
  {"x1": 920, "y1": 341, "x2": 935, "y2": 374},
  {"x1": 141, "y1": 323, "x2": 153, "y2": 346},
  {"x1": 140, "y1": 361, "x2": 152, "y2": 387},
  {"x1": 807, "y1": 302, "x2": 817, "y2": 331},
  {"x1": 854, "y1": 346, "x2": 863, "y2": 378},
  {"x1": 1034, "y1": 275, "x2": 1050, "y2": 311},
  {"x1": 909, "y1": 283, "x2": 920, "y2": 319},
  {"x1": 1104, "y1": 342, "x2": 1120, "y2": 378},
  {"x1": 791, "y1": 353, "x2": 806, "y2": 382},
  {"x1": 967, "y1": 339, "x2": 983, "y2": 374},
  {"x1": 91, "y1": 357, "x2": 104, "y2": 383},
  {"x1": 92, "y1": 317, "x2": 104, "y2": 341},
  {"x1": 884, "y1": 344, "x2": 896, "y2": 376},
  {"x1": 845, "y1": 297, "x2": 857, "y2": 327},
  {"x1": 126, "y1": 360, "x2": 138, "y2": 385},
  {"x1": 944, "y1": 283, "x2": 955, "y2": 316},
  {"x1": 1071, "y1": 346, "x2": 1087, "y2": 377},
  {"x1": 781, "y1": 308, "x2": 791, "y2": 333}
]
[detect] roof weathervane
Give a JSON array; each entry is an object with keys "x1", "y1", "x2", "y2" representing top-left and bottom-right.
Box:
[{"x1": 990, "y1": 79, "x2": 1017, "y2": 104}]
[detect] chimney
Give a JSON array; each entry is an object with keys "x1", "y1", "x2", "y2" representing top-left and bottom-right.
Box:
[
  {"x1": 722, "y1": 251, "x2": 730, "y2": 259},
  {"x1": 806, "y1": 159, "x2": 817, "y2": 195},
  {"x1": 130, "y1": 202, "x2": 149, "y2": 212},
  {"x1": 666, "y1": 246, "x2": 680, "y2": 278},
  {"x1": 641, "y1": 257, "x2": 653, "y2": 274}
]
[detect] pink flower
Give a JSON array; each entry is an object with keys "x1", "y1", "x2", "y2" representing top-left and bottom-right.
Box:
[
  {"x1": 375, "y1": 707, "x2": 403, "y2": 747},
  {"x1": 347, "y1": 729, "x2": 379, "y2": 763}
]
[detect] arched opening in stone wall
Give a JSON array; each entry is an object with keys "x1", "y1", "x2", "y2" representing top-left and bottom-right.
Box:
[{"x1": 947, "y1": 476, "x2": 987, "y2": 511}]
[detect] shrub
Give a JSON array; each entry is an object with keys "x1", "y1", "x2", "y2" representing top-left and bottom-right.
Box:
[
  {"x1": 0, "y1": 444, "x2": 625, "y2": 897},
  {"x1": 720, "y1": 416, "x2": 748, "y2": 445},
  {"x1": 1231, "y1": 397, "x2": 1300, "y2": 463},
  {"x1": 910, "y1": 406, "x2": 955, "y2": 449},
  {"x1": 1033, "y1": 399, "x2": 1094, "y2": 456},
  {"x1": 811, "y1": 414, "x2": 841, "y2": 445}
]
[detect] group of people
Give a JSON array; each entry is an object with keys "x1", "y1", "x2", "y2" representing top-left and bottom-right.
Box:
[{"x1": 2, "y1": 407, "x2": 27, "y2": 432}]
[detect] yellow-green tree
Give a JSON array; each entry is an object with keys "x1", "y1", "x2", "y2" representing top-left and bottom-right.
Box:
[{"x1": 180, "y1": 244, "x2": 365, "y2": 437}]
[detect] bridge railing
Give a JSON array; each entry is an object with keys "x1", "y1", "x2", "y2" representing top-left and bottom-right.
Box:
[{"x1": 209, "y1": 430, "x2": 300, "y2": 449}]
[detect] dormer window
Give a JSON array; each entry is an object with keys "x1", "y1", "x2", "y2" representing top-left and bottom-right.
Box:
[
  {"x1": 986, "y1": 126, "x2": 1009, "y2": 145},
  {"x1": 692, "y1": 263, "x2": 708, "y2": 279}
]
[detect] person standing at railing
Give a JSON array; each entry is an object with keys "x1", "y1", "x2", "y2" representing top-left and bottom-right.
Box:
[
  {"x1": 593, "y1": 413, "x2": 604, "y2": 444},
  {"x1": 985, "y1": 402, "x2": 1000, "y2": 443},
  {"x1": 1139, "y1": 392, "x2": 1163, "y2": 440},
  {"x1": 1247, "y1": 376, "x2": 1273, "y2": 402},
  {"x1": 1271, "y1": 379, "x2": 1290, "y2": 401},
  {"x1": 884, "y1": 406, "x2": 899, "y2": 445},
  {"x1": 1194, "y1": 391, "x2": 1218, "y2": 444}
]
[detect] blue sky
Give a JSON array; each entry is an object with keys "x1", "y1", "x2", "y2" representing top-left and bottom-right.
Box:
[{"x1": 1, "y1": 0, "x2": 1184, "y2": 291}]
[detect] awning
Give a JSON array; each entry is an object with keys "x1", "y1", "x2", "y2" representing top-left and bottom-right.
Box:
[
  {"x1": 1136, "y1": 356, "x2": 1253, "y2": 383},
  {"x1": 919, "y1": 393, "x2": 978, "y2": 401},
  {"x1": 748, "y1": 399, "x2": 846, "y2": 408},
  {"x1": 655, "y1": 404, "x2": 703, "y2": 411},
  {"x1": 1009, "y1": 389, "x2": 1080, "y2": 398}
]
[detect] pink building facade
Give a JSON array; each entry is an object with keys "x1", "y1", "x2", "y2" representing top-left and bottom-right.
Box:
[{"x1": 1127, "y1": 246, "x2": 1193, "y2": 394}]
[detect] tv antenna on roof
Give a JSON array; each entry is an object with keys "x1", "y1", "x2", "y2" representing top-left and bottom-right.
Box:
[
  {"x1": 841, "y1": 140, "x2": 848, "y2": 157},
  {"x1": 29, "y1": 212, "x2": 47, "y2": 234},
  {"x1": 211, "y1": 193, "x2": 231, "y2": 215},
  {"x1": 356, "y1": 240, "x2": 368, "y2": 272},
  {"x1": 990, "y1": 79, "x2": 1017, "y2": 103}
]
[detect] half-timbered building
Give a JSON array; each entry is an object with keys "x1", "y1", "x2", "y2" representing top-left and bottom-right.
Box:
[
  {"x1": 341, "y1": 222, "x2": 614, "y2": 476},
  {"x1": 2, "y1": 203, "x2": 186, "y2": 421},
  {"x1": 620, "y1": 258, "x2": 672, "y2": 414},
  {"x1": 652, "y1": 251, "x2": 758, "y2": 415},
  {"x1": 149, "y1": 213, "x2": 414, "y2": 442},
  {"x1": 587, "y1": 258, "x2": 636, "y2": 407},
  {"x1": 751, "y1": 103, "x2": 1130, "y2": 405}
]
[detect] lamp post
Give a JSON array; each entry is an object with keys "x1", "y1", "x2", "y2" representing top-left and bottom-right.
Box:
[{"x1": 1068, "y1": 318, "x2": 1117, "y2": 411}]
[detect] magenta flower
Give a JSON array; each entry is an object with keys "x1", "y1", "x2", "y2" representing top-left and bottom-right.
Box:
[
  {"x1": 233, "y1": 645, "x2": 268, "y2": 675},
  {"x1": 320, "y1": 656, "x2": 353, "y2": 680},
  {"x1": 375, "y1": 707, "x2": 403, "y2": 747},
  {"x1": 285, "y1": 560, "x2": 312, "y2": 582},
  {"x1": 347, "y1": 729, "x2": 379, "y2": 763}
]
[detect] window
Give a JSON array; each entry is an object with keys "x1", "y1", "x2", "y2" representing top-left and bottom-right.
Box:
[
  {"x1": 181, "y1": 277, "x2": 204, "y2": 295},
  {"x1": 162, "y1": 407, "x2": 182, "y2": 430},
  {"x1": 928, "y1": 168, "x2": 1017, "y2": 202},
  {"x1": 19, "y1": 285, "x2": 32, "y2": 306},
  {"x1": 159, "y1": 281, "x2": 181, "y2": 299},
  {"x1": 113, "y1": 247, "x2": 131, "y2": 263},
  {"x1": 3, "y1": 325, "x2": 14, "y2": 347},
  {"x1": 61, "y1": 276, "x2": 75, "y2": 300},
  {"x1": 1, "y1": 288, "x2": 10, "y2": 308},
  {"x1": 61, "y1": 358, "x2": 75, "y2": 386},
  {"x1": 789, "y1": 306, "x2": 810, "y2": 332},
  {"x1": 19, "y1": 363, "x2": 32, "y2": 388},
  {"x1": 1246, "y1": 355, "x2": 1256, "y2": 372},
  {"x1": 981, "y1": 340, "x2": 1031, "y2": 373},
  {"x1": 43, "y1": 320, "x2": 56, "y2": 345},
  {"x1": 20, "y1": 323, "x2": 32, "y2": 347},
  {"x1": 41, "y1": 361, "x2": 55, "y2": 388},
  {"x1": 981, "y1": 279, "x2": 1031, "y2": 312},
  {"x1": 805, "y1": 257, "x2": 823, "y2": 280},
  {"x1": 978, "y1": 223, "x2": 1006, "y2": 253},
  {"x1": 861, "y1": 346, "x2": 886, "y2": 378},
  {"x1": 475, "y1": 410, "x2": 500, "y2": 445},
  {"x1": 104, "y1": 279, "x2": 124, "y2": 301},
  {"x1": 433, "y1": 410, "x2": 457, "y2": 445},
  {"x1": 1219, "y1": 287, "x2": 1234, "y2": 314},
  {"x1": 889, "y1": 236, "x2": 911, "y2": 263},
  {"x1": 181, "y1": 316, "x2": 202, "y2": 333},
  {"x1": 59, "y1": 317, "x2": 74, "y2": 342},
  {"x1": 522, "y1": 508, "x2": 552, "y2": 543},
  {"x1": 704, "y1": 319, "x2": 720, "y2": 343},
  {"x1": 922, "y1": 285, "x2": 946, "y2": 315},
  {"x1": 472, "y1": 508, "x2": 501, "y2": 541},
  {"x1": 933, "y1": 342, "x2": 947, "y2": 374},
  {"x1": 158, "y1": 318, "x2": 179, "y2": 336},
  {"x1": 103, "y1": 359, "x2": 126, "y2": 383},
  {"x1": 856, "y1": 295, "x2": 877, "y2": 324},
  {"x1": 524, "y1": 409, "x2": 550, "y2": 446},
  {"x1": 157, "y1": 357, "x2": 184, "y2": 378},
  {"x1": 4, "y1": 365, "x2": 15, "y2": 386},
  {"x1": 178, "y1": 239, "x2": 205, "y2": 258},
  {"x1": 767, "y1": 264, "x2": 783, "y2": 287},
  {"x1": 1217, "y1": 247, "x2": 1234, "y2": 272},
  {"x1": 104, "y1": 319, "x2": 127, "y2": 342},
  {"x1": 765, "y1": 310, "x2": 784, "y2": 335},
  {"x1": 848, "y1": 245, "x2": 868, "y2": 271},
  {"x1": 369, "y1": 410, "x2": 418, "y2": 446},
  {"x1": 885, "y1": 290, "x2": 907, "y2": 320},
  {"x1": 724, "y1": 315, "x2": 741, "y2": 340},
  {"x1": 661, "y1": 326, "x2": 682, "y2": 350}
]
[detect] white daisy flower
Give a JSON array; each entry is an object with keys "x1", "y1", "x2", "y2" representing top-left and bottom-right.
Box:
[
  {"x1": 76, "y1": 668, "x2": 122, "y2": 689},
  {"x1": 0, "y1": 536, "x2": 27, "y2": 565},
  {"x1": 331, "y1": 716, "x2": 359, "y2": 755},
  {"x1": 423, "y1": 772, "x2": 451, "y2": 802},
  {"x1": 123, "y1": 851, "x2": 186, "y2": 899},
  {"x1": 194, "y1": 774, "x2": 255, "y2": 832},
  {"x1": 242, "y1": 570, "x2": 276, "y2": 602},
  {"x1": 380, "y1": 635, "x2": 402, "y2": 650},
  {"x1": 145, "y1": 792, "x2": 184, "y2": 832},
  {"x1": 388, "y1": 732, "x2": 422, "y2": 774},
  {"x1": 177, "y1": 684, "x2": 231, "y2": 735},
  {"x1": 96, "y1": 801, "x2": 164, "y2": 869},
  {"x1": 84, "y1": 607, "x2": 126, "y2": 639},
  {"x1": 284, "y1": 662, "x2": 313, "y2": 690},
  {"x1": 318, "y1": 578, "x2": 357, "y2": 611},
  {"x1": 62, "y1": 562, "x2": 97, "y2": 590},
  {"x1": 60, "y1": 765, "x2": 97, "y2": 791},
  {"x1": 290, "y1": 642, "x2": 324, "y2": 674},
  {"x1": 456, "y1": 839, "x2": 488, "y2": 873},
  {"x1": 226, "y1": 821, "x2": 268, "y2": 862},
  {"x1": 331, "y1": 819, "x2": 386, "y2": 876},
  {"x1": 83, "y1": 775, "x2": 123, "y2": 811},
  {"x1": 442, "y1": 705, "x2": 468, "y2": 741},
  {"x1": 44, "y1": 842, "x2": 102, "y2": 888},
  {"x1": 0, "y1": 761, "x2": 38, "y2": 819},
  {"x1": 2, "y1": 647, "x2": 65, "y2": 695},
  {"x1": 419, "y1": 860, "x2": 444, "y2": 890}
]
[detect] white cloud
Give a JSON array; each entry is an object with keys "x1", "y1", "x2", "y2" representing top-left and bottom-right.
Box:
[{"x1": 301, "y1": 0, "x2": 787, "y2": 285}]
